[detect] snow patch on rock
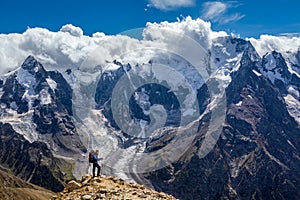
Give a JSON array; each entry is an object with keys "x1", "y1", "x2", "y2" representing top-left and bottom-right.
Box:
[
  {"x1": 46, "y1": 78, "x2": 57, "y2": 91},
  {"x1": 17, "y1": 68, "x2": 36, "y2": 95},
  {"x1": 39, "y1": 89, "x2": 52, "y2": 105}
]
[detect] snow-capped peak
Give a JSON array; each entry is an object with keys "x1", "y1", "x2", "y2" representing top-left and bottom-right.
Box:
[
  {"x1": 242, "y1": 43, "x2": 261, "y2": 63},
  {"x1": 16, "y1": 56, "x2": 44, "y2": 95},
  {"x1": 260, "y1": 51, "x2": 291, "y2": 84},
  {"x1": 211, "y1": 37, "x2": 250, "y2": 71}
]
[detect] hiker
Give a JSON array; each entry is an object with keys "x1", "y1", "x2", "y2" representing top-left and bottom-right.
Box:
[{"x1": 89, "y1": 149, "x2": 103, "y2": 177}]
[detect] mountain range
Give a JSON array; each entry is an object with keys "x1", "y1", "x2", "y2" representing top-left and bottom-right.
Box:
[{"x1": 0, "y1": 21, "x2": 300, "y2": 199}]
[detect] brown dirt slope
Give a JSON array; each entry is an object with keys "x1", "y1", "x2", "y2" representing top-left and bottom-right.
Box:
[{"x1": 0, "y1": 168, "x2": 54, "y2": 200}]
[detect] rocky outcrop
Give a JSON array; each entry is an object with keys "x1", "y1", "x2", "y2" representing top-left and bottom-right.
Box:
[{"x1": 53, "y1": 174, "x2": 176, "y2": 200}]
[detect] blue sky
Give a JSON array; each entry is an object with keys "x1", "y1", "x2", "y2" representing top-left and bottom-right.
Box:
[{"x1": 0, "y1": 0, "x2": 299, "y2": 38}]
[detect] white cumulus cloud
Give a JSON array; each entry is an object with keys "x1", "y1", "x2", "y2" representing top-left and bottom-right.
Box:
[
  {"x1": 143, "y1": 16, "x2": 227, "y2": 49},
  {"x1": 201, "y1": 1, "x2": 244, "y2": 24},
  {"x1": 0, "y1": 25, "x2": 105, "y2": 74},
  {"x1": 148, "y1": 0, "x2": 195, "y2": 10},
  {"x1": 248, "y1": 35, "x2": 300, "y2": 63},
  {"x1": 60, "y1": 24, "x2": 84, "y2": 37},
  {"x1": 0, "y1": 17, "x2": 228, "y2": 75}
]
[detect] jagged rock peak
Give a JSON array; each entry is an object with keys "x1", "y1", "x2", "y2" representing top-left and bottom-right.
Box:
[
  {"x1": 53, "y1": 174, "x2": 176, "y2": 200},
  {"x1": 262, "y1": 51, "x2": 284, "y2": 70},
  {"x1": 261, "y1": 50, "x2": 291, "y2": 83},
  {"x1": 241, "y1": 43, "x2": 261, "y2": 64},
  {"x1": 21, "y1": 55, "x2": 44, "y2": 73},
  {"x1": 266, "y1": 51, "x2": 287, "y2": 64}
]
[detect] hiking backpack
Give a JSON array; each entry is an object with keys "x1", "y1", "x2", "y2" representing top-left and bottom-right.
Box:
[{"x1": 89, "y1": 153, "x2": 95, "y2": 163}]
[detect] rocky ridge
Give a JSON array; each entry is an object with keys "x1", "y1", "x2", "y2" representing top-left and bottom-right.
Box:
[{"x1": 53, "y1": 174, "x2": 176, "y2": 200}]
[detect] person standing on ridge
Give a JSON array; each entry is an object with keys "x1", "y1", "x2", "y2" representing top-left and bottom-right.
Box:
[{"x1": 92, "y1": 150, "x2": 102, "y2": 177}]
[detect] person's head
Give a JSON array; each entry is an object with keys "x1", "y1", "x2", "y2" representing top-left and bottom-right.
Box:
[
  {"x1": 96, "y1": 150, "x2": 99, "y2": 154},
  {"x1": 90, "y1": 149, "x2": 94, "y2": 153}
]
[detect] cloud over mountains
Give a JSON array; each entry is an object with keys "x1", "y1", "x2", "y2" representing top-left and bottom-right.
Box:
[
  {"x1": 0, "y1": 17, "x2": 299, "y2": 75},
  {"x1": 0, "y1": 18, "x2": 224, "y2": 75}
]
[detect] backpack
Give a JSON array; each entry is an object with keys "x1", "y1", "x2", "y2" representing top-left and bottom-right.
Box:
[{"x1": 89, "y1": 153, "x2": 96, "y2": 163}]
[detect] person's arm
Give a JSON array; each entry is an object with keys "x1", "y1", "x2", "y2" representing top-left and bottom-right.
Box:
[{"x1": 93, "y1": 154, "x2": 98, "y2": 161}]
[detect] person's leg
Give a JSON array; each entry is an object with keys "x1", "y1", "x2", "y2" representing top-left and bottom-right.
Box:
[
  {"x1": 96, "y1": 163, "x2": 100, "y2": 176},
  {"x1": 93, "y1": 163, "x2": 96, "y2": 177},
  {"x1": 99, "y1": 163, "x2": 102, "y2": 176}
]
